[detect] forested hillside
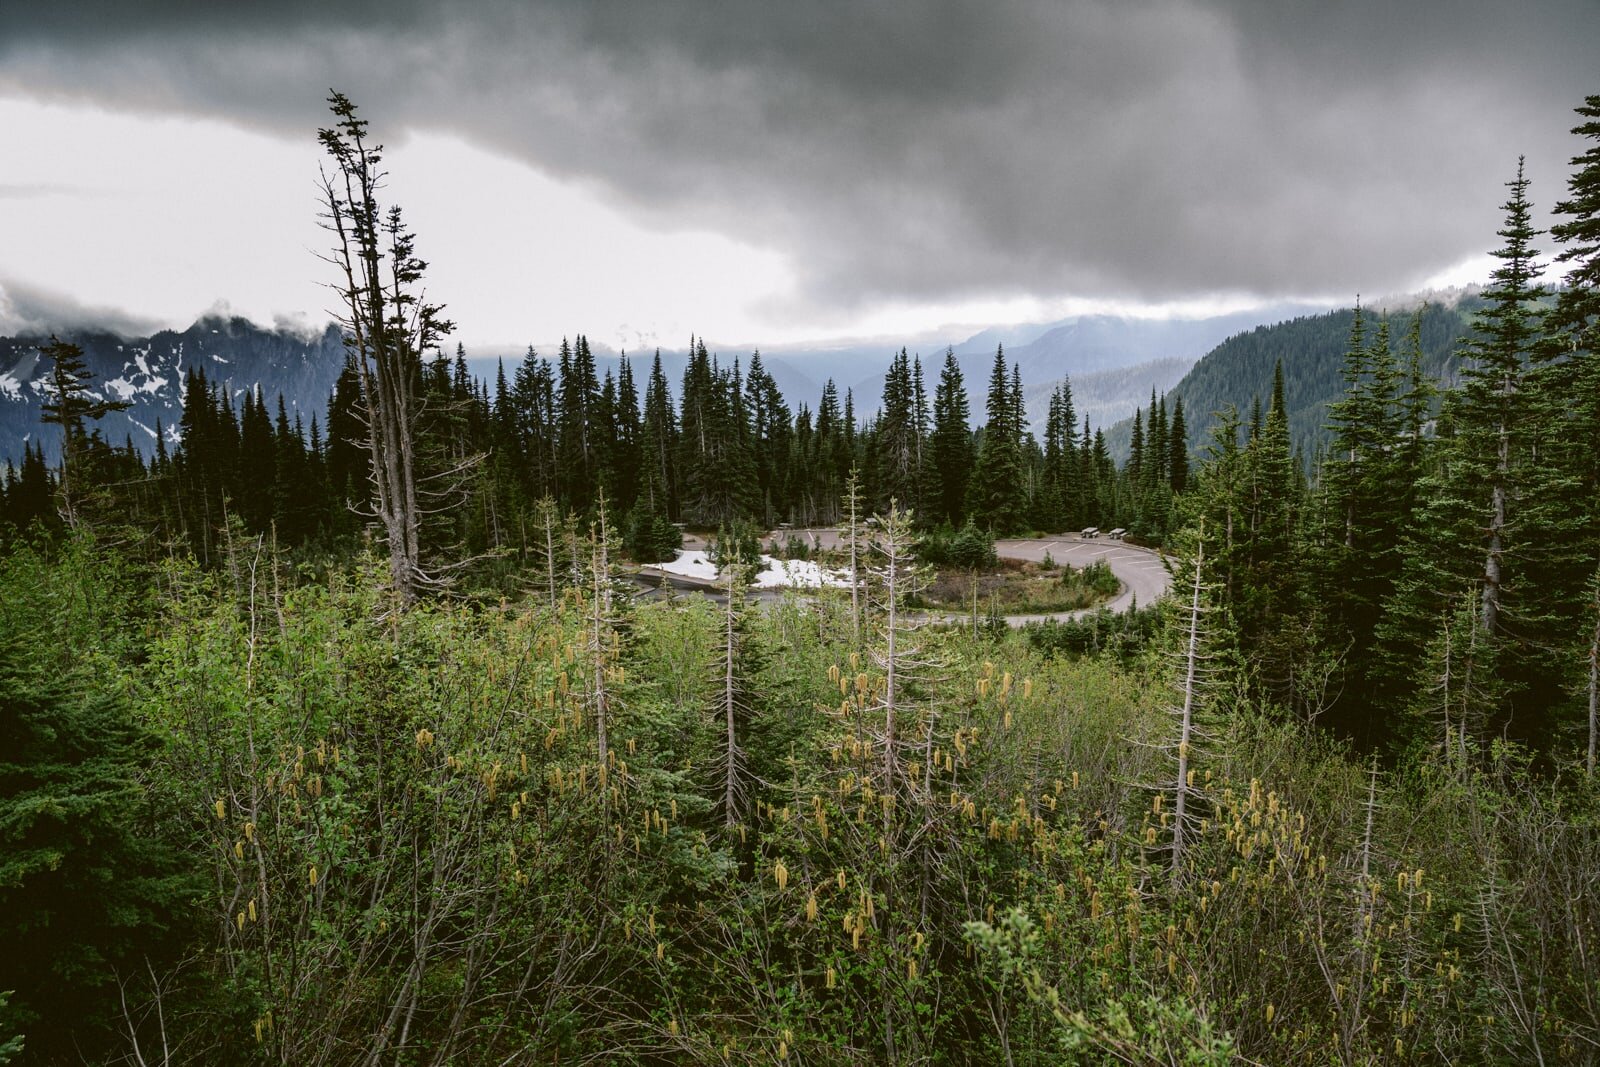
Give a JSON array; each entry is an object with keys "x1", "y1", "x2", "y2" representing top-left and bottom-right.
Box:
[
  {"x1": 1109, "y1": 299, "x2": 1480, "y2": 462},
  {"x1": 2, "y1": 92, "x2": 1599, "y2": 1067}
]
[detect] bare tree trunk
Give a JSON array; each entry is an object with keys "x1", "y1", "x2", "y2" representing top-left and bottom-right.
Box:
[
  {"x1": 1171, "y1": 537, "x2": 1202, "y2": 880},
  {"x1": 1482, "y1": 443, "x2": 1507, "y2": 635},
  {"x1": 723, "y1": 583, "x2": 742, "y2": 826},
  {"x1": 589, "y1": 499, "x2": 614, "y2": 775},
  {"x1": 319, "y1": 94, "x2": 452, "y2": 611},
  {"x1": 846, "y1": 467, "x2": 863, "y2": 646},
  {"x1": 540, "y1": 497, "x2": 559, "y2": 611},
  {"x1": 1589, "y1": 573, "x2": 1599, "y2": 778}
]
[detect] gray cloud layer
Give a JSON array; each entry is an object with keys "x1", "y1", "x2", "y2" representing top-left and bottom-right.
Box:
[
  {"x1": 0, "y1": 278, "x2": 163, "y2": 337},
  {"x1": 3, "y1": 2, "x2": 1595, "y2": 315}
]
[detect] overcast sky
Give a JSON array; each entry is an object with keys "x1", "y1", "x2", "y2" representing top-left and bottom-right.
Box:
[{"x1": 1, "y1": 2, "x2": 1595, "y2": 350}]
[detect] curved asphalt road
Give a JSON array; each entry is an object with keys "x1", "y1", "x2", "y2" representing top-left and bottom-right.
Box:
[{"x1": 777, "y1": 528, "x2": 1172, "y2": 626}]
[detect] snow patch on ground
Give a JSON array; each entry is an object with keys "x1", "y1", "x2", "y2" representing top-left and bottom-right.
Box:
[
  {"x1": 656, "y1": 550, "x2": 720, "y2": 581},
  {"x1": 0, "y1": 371, "x2": 19, "y2": 398},
  {"x1": 655, "y1": 550, "x2": 850, "y2": 589},
  {"x1": 752, "y1": 557, "x2": 850, "y2": 589}
]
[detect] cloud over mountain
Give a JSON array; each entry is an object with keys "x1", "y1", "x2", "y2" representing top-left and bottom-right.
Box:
[{"x1": 3, "y1": 2, "x2": 1595, "y2": 320}]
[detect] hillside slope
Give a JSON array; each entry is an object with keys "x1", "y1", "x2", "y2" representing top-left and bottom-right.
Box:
[{"x1": 1105, "y1": 298, "x2": 1481, "y2": 460}]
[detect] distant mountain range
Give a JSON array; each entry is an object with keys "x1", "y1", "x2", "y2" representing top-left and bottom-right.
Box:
[
  {"x1": 0, "y1": 300, "x2": 1339, "y2": 467},
  {"x1": 461, "y1": 302, "x2": 1323, "y2": 434},
  {"x1": 0, "y1": 316, "x2": 345, "y2": 463}
]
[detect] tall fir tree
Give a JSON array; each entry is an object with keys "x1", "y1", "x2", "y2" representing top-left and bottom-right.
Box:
[
  {"x1": 970, "y1": 347, "x2": 1026, "y2": 533},
  {"x1": 930, "y1": 348, "x2": 974, "y2": 527}
]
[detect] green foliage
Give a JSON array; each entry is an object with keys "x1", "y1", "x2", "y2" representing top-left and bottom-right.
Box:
[
  {"x1": 623, "y1": 504, "x2": 682, "y2": 563},
  {"x1": 1065, "y1": 559, "x2": 1118, "y2": 599},
  {"x1": 917, "y1": 521, "x2": 998, "y2": 570},
  {"x1": 708, "y1": 519, "x2": 763, "y2": 574},
  {"x1": 2, "y1": 525, "x2": 1600, "y2": 1063},
  {"x1": 0, "y1": 992, "x2": 21, "y2": 1065},
  {"x1": 967, "y1": 908, "x2": 1236, "y2": 1065},
  {"x1": 0, "y1": 542, "x2": 200, "y2": 1061}
]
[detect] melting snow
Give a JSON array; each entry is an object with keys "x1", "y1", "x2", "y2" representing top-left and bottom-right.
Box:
[
  {"x1": 0, "y1": 372, "x2": 19, "y2": 398},
  {"x1": 752, "y1": 557, "x2": 850, "y2": 589},
  {"x1": 656, "y1": 550, "x2": 719, "y2": 581},
  {"x1": 654, "y1": 550, "x2": 849, "y2": 589}
]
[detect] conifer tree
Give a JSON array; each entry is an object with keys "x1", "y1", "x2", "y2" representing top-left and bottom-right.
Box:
[
  {"x1": 875, "y1": 349, "x2": 919, "y2": 514},
  {"x1": 318, "y1": 92, "x2": 453, "y2": 607},
  {"x1": 556, "y1": 337, "x2": 599, "y2": 508},
  {"x1": 38, "y1": 336, "x2": 129, "y2": 529},
  {"x1": 237, "y1": 389, "x2": 276, "y2": 533},
  {"x1": 971, "y1": 347, "x2": 1025, "y2": 533},
  {"x1": 930, "y1": 349, "x2": 974, "y2": 527},
  {"x1": 1461, "y1": 160, "x2": 1545, "y2": 639},
  {"x1": 1168, "y1": 397, "x2": 1189, "y2": 494},
  {"x1": 1548, "y1": 96, "x2": 1600, "y2": 766},
  {"x1": 640, "y1": 349, "x2": 678, "y2": 517},
  {"x1": 1037, "y1": 382, "x2": 1075, "y2": 531}
]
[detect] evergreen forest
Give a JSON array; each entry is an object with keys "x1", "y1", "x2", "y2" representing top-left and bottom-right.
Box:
[{"x1": 2, "y1": 92, "x2": 1600, "y2": 1066}]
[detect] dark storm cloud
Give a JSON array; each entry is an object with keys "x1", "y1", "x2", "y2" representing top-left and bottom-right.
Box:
[
  {"x1": 3, "y1": 1, "x2": 1595, "y2": 312},
  {"x1": 0, "y1": 279, "x2": 163, "y2": 337}
]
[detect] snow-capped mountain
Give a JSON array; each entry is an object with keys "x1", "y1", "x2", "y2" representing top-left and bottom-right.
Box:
[{"x1": 0, "y1": 316, "x2": 346, "y2": 464}]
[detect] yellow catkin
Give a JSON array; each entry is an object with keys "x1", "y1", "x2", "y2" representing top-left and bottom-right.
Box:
[
  {"x1": 656, "y1": 941, "x2": 665, "y2": 961},
  {"x1": 236, "y1": 911, "x2": 246, "y2": 931},
  {"x1": 837, "y1": 868, "x2": 847, "y2": 891},
  {"x1": 826, "y1": 966, "x2": 837, "y2": 989},
  {"x1": 907, "y1": 959, "x2": 918, "y2": 981},
  {"x1": 806, "y1": 893, "x2": 819, "y2": 922},
  {"x1": 214, "y1": 798, "x2": 226, "y2": 820},
  {"x1": 309, "y1": 865, "x2": 318, "y2": 887},
  {"x1": 1265, "y1": 1003, "x2": 1275, "y2": 1024},
  {"x1": 775, "y1": 860, "x2": 790, "y2": 892},
  {"x1": 234, "y1": 840, "x2": 245, "y2": 860}
]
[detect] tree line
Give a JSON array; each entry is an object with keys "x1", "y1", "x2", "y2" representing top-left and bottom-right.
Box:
[{"x1": 0, "y1": 330, "x2": 1186, "y2": 563}]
